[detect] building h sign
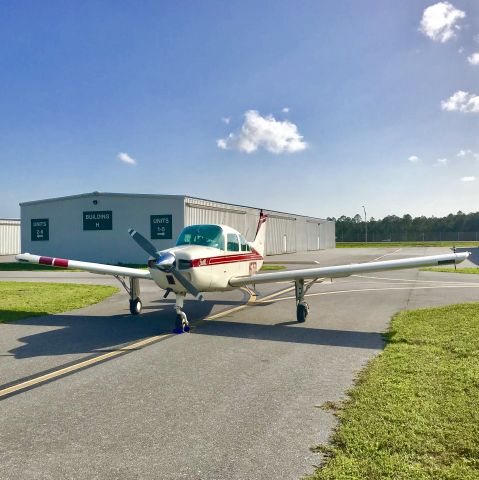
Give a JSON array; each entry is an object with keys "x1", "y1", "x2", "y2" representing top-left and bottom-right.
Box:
[
  {"x1": 83, "y1": 211, "x2": 112, "y2": 231},
  {"x1": 31, "y1": 218, "x2": 49, "y2": 241},
  {"x1": 151, "y1": 214, "x2": 172, "y2": 239}
]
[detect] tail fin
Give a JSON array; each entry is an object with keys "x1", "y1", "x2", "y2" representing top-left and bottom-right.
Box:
[{"x1": 252, "y1": 210, "x2": 267, "y2": 257}]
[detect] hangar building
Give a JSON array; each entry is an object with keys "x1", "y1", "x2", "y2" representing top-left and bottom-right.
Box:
[
  {"x1": 20, "y1": 192, "x2": 335, "y2": 264},
  {"x1": 0, "y1": 219, "x2": 20, "y2": 255}
]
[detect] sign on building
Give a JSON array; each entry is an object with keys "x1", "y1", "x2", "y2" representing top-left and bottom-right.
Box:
[
  {"x1": 151, "y1": 214, "x2": 172, "y2": 239},
  {"x1": 83, "y1": 211, "x2": 112, "y2": 231},
  {"x1": 31, "y1": 218, "x2": 49, "y2": 241}
]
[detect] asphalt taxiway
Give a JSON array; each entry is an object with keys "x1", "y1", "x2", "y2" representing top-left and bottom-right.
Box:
[{"x1": 1, "y1": 247, "x2": 478, "y2": 479}]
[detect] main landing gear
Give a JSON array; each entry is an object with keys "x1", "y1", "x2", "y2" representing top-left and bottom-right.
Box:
[
  {"x1": 115, "y1": 276, "x2": 142, "y2": 315},
  {"x1": 174, "y1": 293, "x2": 190, "y2": 333},
  {"x1": 294, "y1": 278, "x2": 322, "y2": 323}
]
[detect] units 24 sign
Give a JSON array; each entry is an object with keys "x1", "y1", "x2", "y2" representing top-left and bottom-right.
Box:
[{"x1": 151, "y1": 214, "x2": 172, "y2": 239}]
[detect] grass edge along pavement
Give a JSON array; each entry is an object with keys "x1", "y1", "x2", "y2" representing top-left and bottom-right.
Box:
[
  {"x1": 0, "y1": 282, "x2": 119, "y2": 323},
  {"x1": 305, "y1": 302, "x2": 479, "y2": 480},
  {"x1": 421, "y1": 267, "x2": 479, "y2": 275}
]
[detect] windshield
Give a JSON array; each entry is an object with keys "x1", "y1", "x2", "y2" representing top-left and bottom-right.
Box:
[{"x1": 176, "y1": 225, "x2": 224, "y2": 249}]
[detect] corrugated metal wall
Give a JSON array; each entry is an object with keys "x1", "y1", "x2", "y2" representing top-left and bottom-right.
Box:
[
  {"x1": 0, "y1": 219, "x2": 21, "y2": 255},
  {"x1": 184, "y1": 198, "x2": 335, "y2": 255}
]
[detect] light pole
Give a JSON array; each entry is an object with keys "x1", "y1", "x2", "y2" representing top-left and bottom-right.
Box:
[{"x1": 362, "y1": 205, "x2": 367, "y2": 243}]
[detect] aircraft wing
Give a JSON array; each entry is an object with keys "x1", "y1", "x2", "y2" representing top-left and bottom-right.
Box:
[
  {"x1": 229, "y1": 252, "x2": 470, "y2": 287},
  {"x1": 15, "y1": 253, "x2": 152, "y2": 279}
]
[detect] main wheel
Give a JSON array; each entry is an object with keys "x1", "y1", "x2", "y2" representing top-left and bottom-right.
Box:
[
  {"x1": 296, "y1": 303, "x2": 308, "y2": 323},
  {"x1": 174, "y1": 312, "x2": 190, "y2": 332},
  {"x1": 129, "y1": 298, "x2": 142, "y2": 315}
]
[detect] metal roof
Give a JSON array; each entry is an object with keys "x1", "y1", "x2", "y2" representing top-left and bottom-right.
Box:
[{"x1": 20, "y1": 192, "x2": 331, "y2": 223}]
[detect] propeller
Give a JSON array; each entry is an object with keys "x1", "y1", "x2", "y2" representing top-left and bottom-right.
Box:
[{"x1": 128, "y1": 228, "x2": 204, "y2": 301}]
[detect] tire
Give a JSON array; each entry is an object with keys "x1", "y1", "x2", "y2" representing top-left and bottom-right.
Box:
[
  {"x1": 175, "y1": 312, "x2": 188, "y2": 332},
  {"x1": 129, "y1": 298, "x2": 142, "y2": 315},
  {"x1": 296, "y1": 303, "x2": 308, "y2": 323}
]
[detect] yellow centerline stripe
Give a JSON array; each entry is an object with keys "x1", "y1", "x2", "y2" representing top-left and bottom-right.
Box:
[
  {"x1": 0, "y1": 333, "x2": 173, "y2": 398},
  {"x1": 0, "y1": 284, "x2": 294, "y2": 398}
]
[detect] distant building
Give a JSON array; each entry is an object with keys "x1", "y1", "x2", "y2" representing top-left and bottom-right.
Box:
[
  {"x1": 20, "y1": 192, "x2": 335, "y2": 263},
  {"x1": 0, "y1": 219, "x2": 20, "y2": 255}
]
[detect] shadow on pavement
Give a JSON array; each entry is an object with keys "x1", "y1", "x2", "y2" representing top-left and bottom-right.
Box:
[
  {"x1": 193, "y1": 319, "x2": 384, "y2": 350},
  {"x1": 7, "y1": 299, "x2": 216, "y2": 359}
]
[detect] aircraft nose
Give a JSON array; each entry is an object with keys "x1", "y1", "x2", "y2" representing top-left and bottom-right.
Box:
[{"x1": 154, "y1": 251, "x2": 176, "y2": 270}]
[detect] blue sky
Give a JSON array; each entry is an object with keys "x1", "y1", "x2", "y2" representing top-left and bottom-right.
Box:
[{"x1": 1, "y1": 1, "x2": 478, "y2": 220}]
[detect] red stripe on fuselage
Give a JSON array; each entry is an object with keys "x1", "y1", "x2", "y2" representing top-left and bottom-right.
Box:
[
  {"x1": 191, "y1": 253, "x2": 262, "y2": 268},
  {"x1": 39, "y1": 256, "x2": 53, "y2": 265},
  {"x1": 53, "y1": 258, "x2": 69, "y2": 267}
]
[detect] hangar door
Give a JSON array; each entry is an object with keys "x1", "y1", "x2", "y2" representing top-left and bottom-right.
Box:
[
  {"x1": 185, "y1": 202, "x2": 247, "y2": 234},
  {"x1": 307, "y1": 221, "x2": 321, "y2": 250},
  {"x1": 266, "y1": 215, "x2": 296, "y2": 254}
]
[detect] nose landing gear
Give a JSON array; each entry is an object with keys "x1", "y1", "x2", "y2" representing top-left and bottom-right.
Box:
[{"x1": 174, "y1": 293, "x2": 190, "y2": 333}]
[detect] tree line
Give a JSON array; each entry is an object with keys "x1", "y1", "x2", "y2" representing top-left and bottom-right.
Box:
[{"x1": 328, "y1": 211, "x2": 479, "y2": 242}]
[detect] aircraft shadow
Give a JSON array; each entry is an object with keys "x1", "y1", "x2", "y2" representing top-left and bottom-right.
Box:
[
  {"x1": 6, "y1": 299, "x2": 216, "y2": 359},
  {"x1": 193, "y1": 320, "x2": 384, "y2": 350}
]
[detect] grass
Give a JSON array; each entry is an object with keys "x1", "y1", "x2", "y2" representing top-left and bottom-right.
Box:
[
  {"x1": 421, "y1": 267, "x2": 479, "y2": 275},
  {"x1": 337, "y1": 241, "x2": 478, "y2": 248},
  {"x1": 260, "y1": 264, "x2": 286, "y2": 271},
  {"x1": 0, "y1": 282, "x2": 119, "y2": 323},
  {"x1": 306, "y1": 302, "x2": 479, "y2": 480}
]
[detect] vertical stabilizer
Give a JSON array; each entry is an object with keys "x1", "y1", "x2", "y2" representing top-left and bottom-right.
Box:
[{"x1": 252, "y1": 210, "x2": 267, "y2": 257}]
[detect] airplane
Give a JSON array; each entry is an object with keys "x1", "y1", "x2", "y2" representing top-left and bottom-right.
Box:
[{"x1": 16, "y1": 211, "x2": 470, "y2": 332}]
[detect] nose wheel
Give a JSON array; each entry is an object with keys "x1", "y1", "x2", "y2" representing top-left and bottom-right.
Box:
[{"x1": 175, "y1": 311, "x2": 190, "y2": 333}]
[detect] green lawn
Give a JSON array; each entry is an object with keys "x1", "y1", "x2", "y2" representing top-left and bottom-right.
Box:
[
  {"x1": 0, "y1": 282, "x2": 119, "y2": 323},
  {"x1": 337, "y1": 241, "x2": 478, "y2": 248},
  {"x1": 260, "y1": 264, "x2": 286, "y2": 271},
  {"x1": 421, "y1": 267, "x2": 479, "y2": 275},
  {"x1": 307, "y1": 303, "x2": 479, "y2": 480}
]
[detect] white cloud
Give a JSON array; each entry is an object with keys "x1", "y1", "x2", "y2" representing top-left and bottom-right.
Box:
[
  {"x1": 221, "y1": 117, "x2": 231, "y2": 124},
  {"x1": 441, "y1": 91, "x2": 479, "y2": 113},
  {"x1": 282, "y1": 107, "x2": 290, "y2": 113},
  {"x1": 467, "y1": 53, "x2": 479, "y2": 65},
  {"x1": 457, "y1": 149, "x2": 472, "y2": 157},
  {"x1": 408, "y1": 155, "x2": 421, "y2": 163},
  {"x1": 217, "y1": 110, "x2": 307, "y2": 154},
  {"x1": 419, "y1": 2, "x2": 465, "y2": 43},
  {"x1": 461, "y1": 176, "x2": 476, "y2": 182},
  {"x1": 117, "y1": 152, "x2": 137, "y2": 165},
  {"x1": 436, "y1": 158, "x2": 448, "y2": 165}
]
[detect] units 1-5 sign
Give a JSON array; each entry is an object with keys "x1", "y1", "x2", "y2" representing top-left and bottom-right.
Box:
[
  {"x1": 151, "y1": 214, "x2": 172, "y2": 239},
  {"x1": 31, "y1": 219, "x2": 49, "y2": 241}
]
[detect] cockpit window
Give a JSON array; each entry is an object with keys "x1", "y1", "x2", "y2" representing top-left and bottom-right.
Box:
[
  {"x1": 176, "y1": 225, "x2": 224, "y2": 250},
  {"x1": 240, "y1": 235, "x2": 251, "y2": 252}
]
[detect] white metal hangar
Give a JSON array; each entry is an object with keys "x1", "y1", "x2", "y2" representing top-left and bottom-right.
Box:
[
  {"x1": 0, "y1": 219, "x2": 20, "y2": 255},
  {"x1": 20, "y1": 192, "x2": 335, "y2": 264}
]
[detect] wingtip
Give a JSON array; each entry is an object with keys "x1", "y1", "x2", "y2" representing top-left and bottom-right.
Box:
[{"x1": 128, "y1": 228, "x2": 135, "y2": 236}]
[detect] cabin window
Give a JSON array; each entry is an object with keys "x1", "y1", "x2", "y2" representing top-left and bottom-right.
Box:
[
  {"x1": 240, "y1": 235, "x2": 251, "y2": 252},
  {"x1": 227, "y1": 233, "x2": 240, "y2": 251},
  {"x1": 176, "y1": 225, "x2": 224, "y2": 250}
]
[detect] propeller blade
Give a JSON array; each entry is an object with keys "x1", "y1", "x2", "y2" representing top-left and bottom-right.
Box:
[
  {"x1": 171, "y1": 267, "x2": 204, "y2": 301},
  {"x1": 128, "y1": 228, "x2": 159, "y2": 258}
]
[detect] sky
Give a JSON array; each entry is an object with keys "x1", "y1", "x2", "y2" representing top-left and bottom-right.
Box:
[{"x1": 0, "y1": 0, "x2": 478, "y2": 220}]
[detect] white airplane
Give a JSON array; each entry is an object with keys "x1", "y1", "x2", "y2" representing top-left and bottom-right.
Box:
[{"x1": 16, "y1": 211, "x2": 470, "y2": 332}]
